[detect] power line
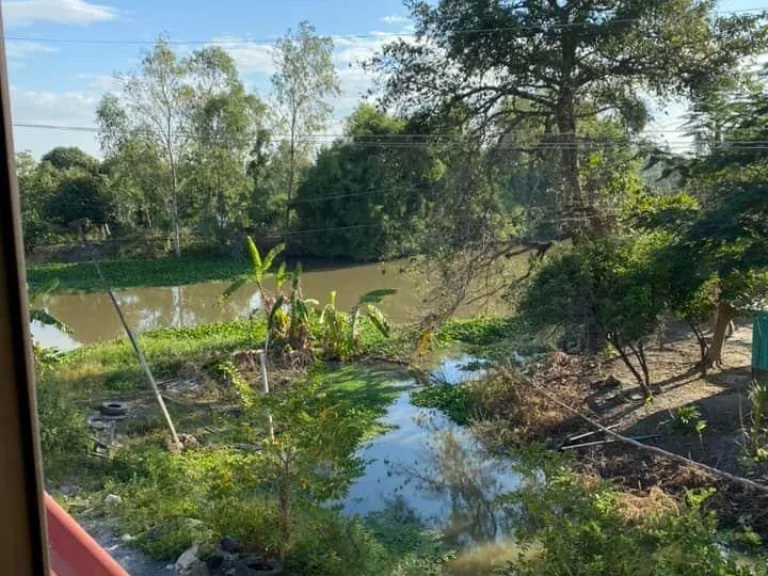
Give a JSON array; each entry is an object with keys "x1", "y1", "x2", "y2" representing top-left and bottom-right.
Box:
[
  {"x1": 10, "y1": 122, "x2": 697, "y2": 138},
  {"x1": 3, "y1": 8, "x2": 765, "y2": 47}
]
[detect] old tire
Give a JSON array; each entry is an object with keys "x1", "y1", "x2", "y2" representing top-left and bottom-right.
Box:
[{"x1": 100, "y1": 401, "x2": 128, "y2": 417}]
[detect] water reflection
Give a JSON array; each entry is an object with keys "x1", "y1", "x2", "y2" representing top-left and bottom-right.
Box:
[
  {"x1": 343, "y1": 357, "x2": 519, "y2": 546},
  {"x1": 32, "y1": 261, "x2": 510, "y2": 349}
]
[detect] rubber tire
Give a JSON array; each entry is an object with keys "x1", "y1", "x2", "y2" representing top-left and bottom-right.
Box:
[{"x1": 100, "y1": 401, "x2": 128, "y2": 417}]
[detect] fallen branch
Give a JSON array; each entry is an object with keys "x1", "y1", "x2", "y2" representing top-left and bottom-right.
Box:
[{"x1": 499, "y1": 367, "x2": 768, "y2": 494}]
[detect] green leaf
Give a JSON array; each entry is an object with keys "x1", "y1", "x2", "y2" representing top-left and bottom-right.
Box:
[
  {"x1": 275, "y1": 262, "x2": 288, "y2": 291},
  {"x1": 220, "y1": 276, "x2": 247, "y2": 303},
  {"x1": 268, "y1": 295, "x2": 286, "y2": 331},
  {"x1": 366, "y1": 304, "x2": 390, "y2": 338},
  {"x1": 262, "y1": 242, "x2": 285, "y2": 275},
  {"x1": 246, "y1": 236, "x2": 262, "y2": 279},
  {"x1": 30, "y1": 308, "x2": 71, "y2": 333},
  {"x1": 358, "y1": 288, "x2": 397, "y2": 305}
]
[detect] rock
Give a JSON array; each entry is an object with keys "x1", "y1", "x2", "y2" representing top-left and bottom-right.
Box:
[
  {"x1": 120, "y1": 534, "x2": 135, "y2": 543},
  {"x1": 176, "y1": 544, "x2": 200, "y2": 573},
  {"x1": 104, "y1": 494, "x2": 122, "y2": 505}
]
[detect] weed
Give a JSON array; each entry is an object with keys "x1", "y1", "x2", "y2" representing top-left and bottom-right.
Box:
[
  {"x1": 666, "y1": 405, "x2": 708, "y2": 436},
  {"x1": 411, "y1": 384, "x2": 473, "y2": 424}
]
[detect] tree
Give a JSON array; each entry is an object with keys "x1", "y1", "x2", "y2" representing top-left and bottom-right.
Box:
[
  {"x1": 186, "y1": 48, "x2": 267, "y2": 242},
  {"x1": 653, "y1": 76, "x2": 768, "y2": 366},
  {"x1": 271, "y1": 21, "x2": 339, "y2": 230},
  {"x1": 521, "y1": 234, "x2": 669, "y2": 397},
  {"x1": 40, "y1": 147, "x2": 99, "y2": 174},
  {"x1": 99, "y1": 40, "x2": 267, "y2": 249},
  {"x1": 231, "y1": 374, "x2": 366, "y2": 562},
  {"x1": 293, "y1": 105, "x2": 441, "y2": 260},
  {"x1": 16, "y1": 152, "x2": 58, "y2": 249},
  {"x1": 44, "y1": 173, "x2": 114, "y2": 227},
  {"x1": 372, "y1": 0, "x2": 767, "y2": 237},
  {"x1": 99, "y1": 38, "x2": 191, "y2": 256}
]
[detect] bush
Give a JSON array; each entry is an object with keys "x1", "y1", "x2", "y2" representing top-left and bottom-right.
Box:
[
  {"x1": 36, "y1": 380, "x2": 92, "y2": 481},
  {"x1": 503, "y1": 453, "x2": 765, "y2": 576}
]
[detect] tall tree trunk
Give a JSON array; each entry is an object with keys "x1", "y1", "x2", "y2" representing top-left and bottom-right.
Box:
[
  {"x1": 706, "y1": 300, "x2": 737, "y2": 368},
  {"x1": 169, "y1": 155, "x2": 181, "y2": 258},
  {"x1": 284, "y1": 113, "x2": 297, "y2": 233}
]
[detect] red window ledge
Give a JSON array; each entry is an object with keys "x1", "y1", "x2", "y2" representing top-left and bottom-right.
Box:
[{"x1": 45, "y1": 493, "x2": 130, "y2": 576}]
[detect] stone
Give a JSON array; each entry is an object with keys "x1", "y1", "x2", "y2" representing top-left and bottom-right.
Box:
[
  {"x1": 176, "y1": 544, "x2": 200, "y2": 573},
  {"x1": 104, "y1": 494, "x2": 122, "y2": 505},
  {"x1": 120, "y1": 534, "x2": 135, "y2": 543}
]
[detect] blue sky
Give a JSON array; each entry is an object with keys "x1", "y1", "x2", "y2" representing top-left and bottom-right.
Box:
[{"x1": 1, "y1": 0, "x2": 765, "y2": 157}]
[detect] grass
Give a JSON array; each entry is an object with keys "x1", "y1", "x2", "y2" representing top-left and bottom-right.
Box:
[
  {"x1": 54, "y1": 318, "x2": 265, "y2": 394},
  {"x1": 27, "y1": 254, "x2": 252, "y2": 293}
]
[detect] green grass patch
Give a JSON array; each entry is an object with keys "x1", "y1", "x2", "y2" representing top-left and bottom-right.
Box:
[
  {"x1": 55, "y1": 318, "x2": 265, "y2": 394},
  {"x1": 27, "y1": 254, "x2": 252, "y2": 293}
]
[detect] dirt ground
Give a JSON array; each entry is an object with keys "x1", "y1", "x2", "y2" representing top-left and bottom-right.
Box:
[{"x1": 546, "y1": 321, "x2": 768, "y2": 533}]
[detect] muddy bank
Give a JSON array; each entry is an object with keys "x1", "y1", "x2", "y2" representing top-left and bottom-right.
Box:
[{"x1": 474, "y1": 322, "x2": 768, "y2": 534}]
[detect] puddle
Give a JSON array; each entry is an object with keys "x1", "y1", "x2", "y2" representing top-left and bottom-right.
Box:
[{"x1": 343, "y1": 355, "x2": 519, "y2": 546}]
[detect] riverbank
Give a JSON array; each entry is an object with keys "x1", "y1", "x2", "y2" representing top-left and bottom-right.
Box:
[
  {"x1": 26, "y1": 253, "x2": 407, "y2": 294},
  {"x1": 421, "y1": 320, "x2": 768, "y2": 542},
  {"x1": 28, "y1": 255, "x2": 254, "y2": 293},
  {"x1": 39, "y1": 315, "x2": 768, "y2": 575}
]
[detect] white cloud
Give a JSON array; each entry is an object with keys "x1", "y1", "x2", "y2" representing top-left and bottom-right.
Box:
[
  {"x1": 10, "y1": 87, "x2": 101, "y2": 157},
  {"x1": 5, "y1": 40, "x2": 57, "y2": 66},
  {"x1": 3, "y1": 0, "x2": 120, "y2": 28},
  {"x1": 380, "y1": 15, "x2": 409, "y2": 25},
  {"x1": 211, "y1": 37, "x2": 275, "y2": 76},
  {"x1": 5, "y1": 41, "x2": 57, "y2": 58},
  {"x1": 75, "y1": 72, "x2": 120, "y2": 92}
]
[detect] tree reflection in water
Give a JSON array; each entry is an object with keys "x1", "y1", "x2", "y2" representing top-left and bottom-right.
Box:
[{"x1": 396, "y1": 429, "x2": 517, "y2": 546}]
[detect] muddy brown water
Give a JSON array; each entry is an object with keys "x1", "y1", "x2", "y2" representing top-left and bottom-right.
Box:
[{"x1": 31, "y1": 260, "x2": 509, "y2": 350}]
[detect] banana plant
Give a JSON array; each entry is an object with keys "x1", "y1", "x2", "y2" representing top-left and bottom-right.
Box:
[
  {"x1": 28, "y1": 279, "x2": 70, "y2": 334},
  {"x1": 267, "y1": 264, "x2": 318, "y2": 351},
  {"x1": 222, "y1": 238, "x2": 285, "y2": 343},
  {"x1": 319, "y1": 289, "x2": 396, "y2": 360}
]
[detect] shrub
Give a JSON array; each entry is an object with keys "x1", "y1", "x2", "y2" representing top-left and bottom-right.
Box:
[
  {"x1": 36, "y1": 380, "x2": 92, "y2": 481},
  {"x1": 503, "y1": 453, "x2": 765, "y2": 576}
]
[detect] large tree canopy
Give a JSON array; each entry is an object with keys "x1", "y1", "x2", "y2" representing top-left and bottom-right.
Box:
[{"x1": 373, "y1": 0, "x2": 767, "y2": 235}]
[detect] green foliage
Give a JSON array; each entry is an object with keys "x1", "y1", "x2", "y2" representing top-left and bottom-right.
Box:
[
  {"x1": 41, "y1": 147, "x2": 100, "y2": 173},
  {"x1": 36, "y1": 379, "x2": 92, "y2": 481},
  {"x1": 373, "y1": 0, "x2": 767, "y2": 236},
  {"x1": 521, "y1": 234, "x2": 669, "y2": 393},
  {"x1": 503, "y1": 454, "x2": 766, "y2": 576},
  {"x1": 438, "y1": 316, "x2": 524, "y2": 347},
  {"x1": 623, "y1": 190, "x2": 700, "y2": 233},
  {"x1": 748, "y1": 378, "x2": 768, "y2": 454},
  {"x1": 28, "y1": 254, "x2": 252, "y2": 293},
  {"x1": 294, "y1": 105, "x2": 440, "y2": 260},
  {"x1": 666, "y1": 405, "x2": 708, "y2": 436},
  {"x1": 319, "y1": 289, "x2": 396, "y2": 360},
  {"x1": 411, "y1": 384, "x2": 472, "y2": 424}
]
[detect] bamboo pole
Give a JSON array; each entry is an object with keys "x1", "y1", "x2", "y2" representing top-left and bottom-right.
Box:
[{"x1": 92, "y1": 261, "x2": 180, "y2": 446}]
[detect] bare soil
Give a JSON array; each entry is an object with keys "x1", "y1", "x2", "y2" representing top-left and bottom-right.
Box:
[{"x1": 497, "y1": 321, "x2": 768, "y2": 533}]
